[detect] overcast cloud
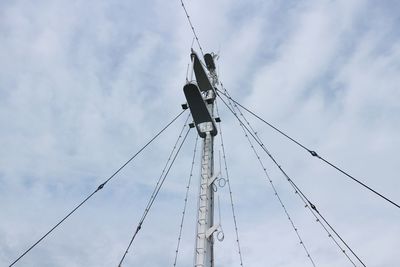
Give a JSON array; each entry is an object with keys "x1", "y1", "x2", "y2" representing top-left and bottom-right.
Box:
[{"x1": 1, "y1": 0, "x2": 399, "y2": 266}]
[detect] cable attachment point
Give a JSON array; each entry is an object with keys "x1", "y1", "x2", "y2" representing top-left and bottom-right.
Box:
[
  {"x1": 218, "y1": 177, "x2": 227, "y2": 188},
  {"x1": 206, "y1": 225, "x2": 225, "y2": 242},
  {"x1": 212, "y1": 177, "x2": 227, "y2": 192},
  {"x1": 215, "y1": 196, "x2": 225, "y2": 242},
  {"x1": 308, "y1": 201, "x2": 318, "y2": 212},
  {"x1": 97, "y1": 182, "x2": 106, "y2": 191},
  {"x1": 212, "y1": 183, "x2": 218, "y2": 192},
  {"x1": 309, "y1": 150, "x2": 319, "y2": 157},
  {"x1": 136, "y1": 223, "x2": 142, "y2": 232},
  {"x1": 181, "y1": 103, "x2": 189, "y2": 110},
  {"x1": 217, "y1": 229, "x2": 225, "y2": 242}
]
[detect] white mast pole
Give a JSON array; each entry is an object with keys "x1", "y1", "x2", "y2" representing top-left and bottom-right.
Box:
[
  {"x1": 184, "y1": 51, "x2": 219, "y2": 267},
  {"x1": 194, "y1": 97, "x2": 216, "y2": 267}
]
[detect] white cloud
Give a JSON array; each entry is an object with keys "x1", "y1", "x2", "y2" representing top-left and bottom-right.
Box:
[{"x1": 1, "y1": 0, "x2": 399, "y2": 266}]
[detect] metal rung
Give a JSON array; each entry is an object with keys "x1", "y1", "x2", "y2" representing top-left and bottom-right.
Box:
[
  {"x1": 198, "y1": 209, "x2": 207, "y2": 214},
  {"x1": 196, "y1": 247, "x2": 206, "y2": 252}
]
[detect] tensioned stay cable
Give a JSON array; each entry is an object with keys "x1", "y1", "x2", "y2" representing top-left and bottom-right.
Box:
[
  {"x1": 217, "y1": 93, "x2": 366, "y2": 266},
  {"x1": 139, "y1": 114, "x2": 191, "y2": 225},
  {"x1": 220, "y1": 88, "x2": 359, "y2": 266},
  {"x1": 118, "y1": 126, "x2": 192, "y2": 267},
  {"x1": 287, "y1": 178, "x2": 363, "y2": 267},
  {"x1": 215, "y1": 100, "x2": 245, "y2": 267},
  {"x1": 219, "y1": 96, "x2": 318, "y2": 265},
  {"x1": 218, "y1": 96, "x2": 317, "y2": 266},
  {"x1": 216, "y1": 88, "x2": 399, "y2": 210},
  {"x1": 9, "y1": 109, "x2": 187, "y2": 267},
  {"x1": 173, "y1": 134, "x2": 198, "y2": 267},
  {"x1": 178, "y1": 0, "x2": 205, "y2": 57}
]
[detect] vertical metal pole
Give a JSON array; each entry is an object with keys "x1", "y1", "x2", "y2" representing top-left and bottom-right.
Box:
[{"x1": 194, "y1": 93, "x2": 216, "y2": 267}]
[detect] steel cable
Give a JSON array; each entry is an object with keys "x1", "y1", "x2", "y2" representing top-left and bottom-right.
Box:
[
  {"x1": 218, "y1": 96, "x2": 316, "y2": 267},
  {"x1": 220, "y1": 88, "x2": 359, "y2": 266},
  {"x1": 216, "y1": 89, "x2": 399, "y2": 210},
  {"x1": 173, "y1": 134, "x2": 199, "y2": 267},
  {"x1": 215, "y1": 101, "x2": 245, "y2": 267},
  {"x1": 178, "y1": 0, "x2": 205, "y2": 57},
  {"x1": 118, "y1": 126, "x2": 192, "y2": 266},
  {"x1": 9, "y1": 109, "x2": 187, "y2": 267},
  {"x1": 217, "y1": 93, "x2": 366, "y2": 266},
  {"x1": 140, "y1": 114, "x2": 191, "y2": 223}
]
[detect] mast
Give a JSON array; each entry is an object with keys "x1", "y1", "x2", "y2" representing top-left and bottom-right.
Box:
[{"x1": 183, "y1": 51, "x2": 219, "y2": 267}]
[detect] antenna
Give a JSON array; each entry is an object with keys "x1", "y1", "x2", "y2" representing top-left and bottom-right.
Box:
[{"x1": 183, "y1": 51, "x2": 219, "y2": 267}]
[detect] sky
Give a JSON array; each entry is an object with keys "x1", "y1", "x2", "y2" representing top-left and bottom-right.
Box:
[{"x1": 1, "y1": 0, "x2": 400, "y2": 266}]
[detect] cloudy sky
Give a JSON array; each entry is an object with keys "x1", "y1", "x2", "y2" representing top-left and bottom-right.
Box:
[{"x1": 1, "y1": 0, "x2": 399, "y2": 266}]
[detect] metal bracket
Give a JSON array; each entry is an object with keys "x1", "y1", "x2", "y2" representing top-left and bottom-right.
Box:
[
  {"x1": 206, "y1": 225, "x2": 219, "y2": 239},
  {"x1": 207, "y1": 172, "x2": 219, "y2": 187}
]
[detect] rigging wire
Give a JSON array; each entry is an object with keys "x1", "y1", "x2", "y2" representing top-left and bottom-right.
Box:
[
  {"x1": 178, "y1": 0, "x2": 205, "y2": 57},
  {"x1": 215, "y1": 101, "x2": 245, "y2": 267},
  {"x1": 220, "y1": 88, "x2": 359, "y2": 266},
  {"x1": 173, "y1": 134, "x2": 199, "y2": 267},
  {"x1": 217, "y1": 93, "x2": 366, "y2": 266},
  {"x1": 217, "y1": 195, "x2": 223, "y2": 233},
  {"x1": 185, "y1": 37, "x2": 196, "y2": 83},
  {"x1": 140, "y1": 114, "x2": 191, "y2": 224},
  {"x1": 288, "y1": 179, "x2": 363, "y2": 267},
  {"x1": 118, "y1": 126, "x2": 192, "y2": 267},
  {"x1": 8, "y1": 109, "x2": 187, "y2": 267},
  {"x1": 218, "y1": 96, "x2": 317, "y2": 267},
  {"x1": 216, "y1": 88, "x2": 400, "y2": 210}
]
